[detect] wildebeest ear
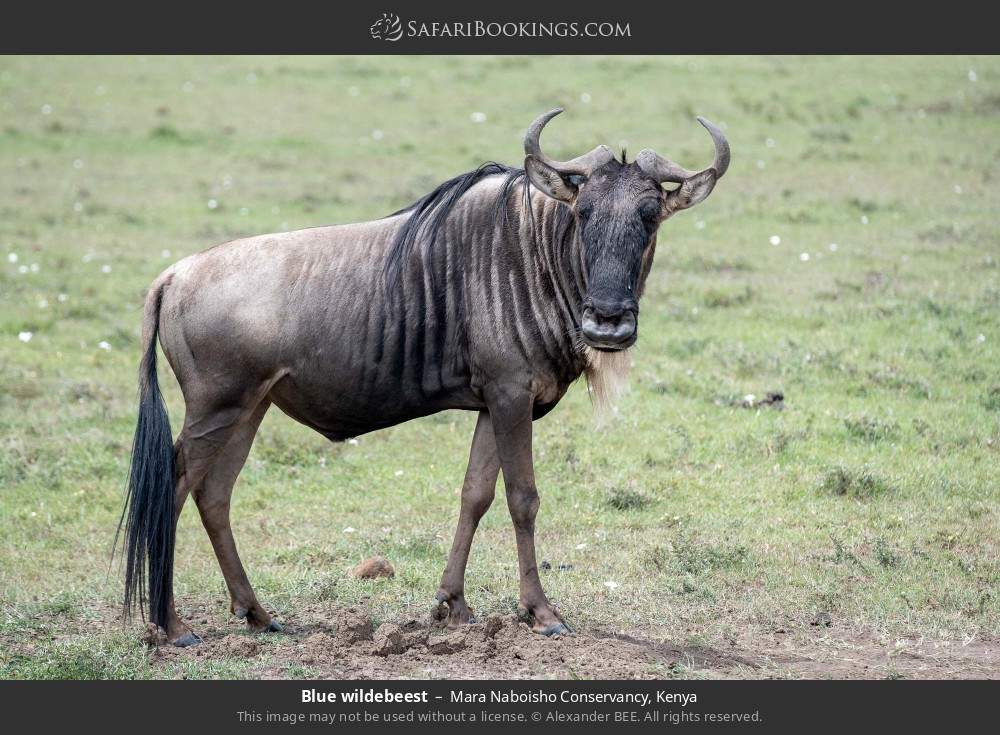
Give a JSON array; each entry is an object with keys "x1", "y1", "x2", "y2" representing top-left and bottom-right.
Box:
[
  {"x1": 524, "y1": 155, "x2": 578, "y2": 203},
  {"x1": 665, "y1": 170, "x2": 717, "y2": 212}
]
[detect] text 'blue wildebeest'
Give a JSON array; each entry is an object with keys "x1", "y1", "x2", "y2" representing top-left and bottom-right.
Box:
[{"x1": 119, "y1": 109, "x2": 730, "y2": 644}]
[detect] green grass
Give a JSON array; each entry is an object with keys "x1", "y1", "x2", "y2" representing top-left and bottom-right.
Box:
[{"x1": 1, "y1": 55, "x2": 999, "y2": 678}]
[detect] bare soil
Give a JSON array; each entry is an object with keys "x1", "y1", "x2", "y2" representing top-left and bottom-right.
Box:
[{"x1": 145, "y1": 603, "x2": 1000, "y2": 680}]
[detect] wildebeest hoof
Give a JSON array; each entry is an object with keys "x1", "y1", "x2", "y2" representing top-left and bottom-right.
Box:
[
  {"x1": 172, "y1": 632, "x2": 203, "y2": 647},
  {"x1": 539, "y1": 623, "x2": 572, "y2": 637},
  {"x1": 267, "y1": 619, "x2": 283, "y2": 633}
]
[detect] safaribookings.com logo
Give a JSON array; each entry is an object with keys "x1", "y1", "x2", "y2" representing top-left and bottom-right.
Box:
[
  {"x1": 370, "y1": 13, "x2": 631, "y2": 42},
  {"x1": 370, "y1": 13, "x2": 404, "y2": 41}
]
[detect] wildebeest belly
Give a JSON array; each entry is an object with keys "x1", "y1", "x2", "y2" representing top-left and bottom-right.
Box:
[{"x1": 267, "y1": 375, "x2": 481, "y2": 440}]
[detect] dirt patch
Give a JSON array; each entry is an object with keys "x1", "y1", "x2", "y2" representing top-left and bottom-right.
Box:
[
  {"x1": 146, "y1": 604, "x2": 1000, "y2": 680},
  {"x1": 4, "y1": 600, "x2": 996, "y2": 680},
  {"x1": 153, "y1": 605, "x2": 698, "y2": 679}
]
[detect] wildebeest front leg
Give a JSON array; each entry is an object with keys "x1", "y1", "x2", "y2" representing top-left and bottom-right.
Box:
[
  {"x1": 486, "y1": 384, "x2": 570, "y2": 636},
  {"x1": 436, "y1": 411, "x2": 500, "y2": 626}
]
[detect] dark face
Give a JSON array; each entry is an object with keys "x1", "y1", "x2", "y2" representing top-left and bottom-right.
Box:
[
  {"x1": 571, "y1": 160, "x2": 664, "y2": 351},
  {"x1": 526, "y1": 140, "x2": 720, "y2": 353}
]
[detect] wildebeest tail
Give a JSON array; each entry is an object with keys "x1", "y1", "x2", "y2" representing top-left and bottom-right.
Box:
[{"x1": 116, "y1": 280, "x2": 175, "y2": 628}]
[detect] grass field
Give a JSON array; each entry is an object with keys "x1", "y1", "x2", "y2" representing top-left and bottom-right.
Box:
[{"x1": 1, "y1": 55, "x2": 998, "y2": 679}]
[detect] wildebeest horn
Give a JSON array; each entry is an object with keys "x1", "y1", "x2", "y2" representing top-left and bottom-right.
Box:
[
  {"x1": 524, "y1": 108, "x2": 614, "y2": 175},
  {"x1": 636, "y1": 116, "x2": 731, "y2": 184}
]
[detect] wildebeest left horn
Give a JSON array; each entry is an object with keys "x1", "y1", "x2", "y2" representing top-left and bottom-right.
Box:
[
  {"x1": 636, "y1": 116, "x2": 731, "y2": 184},
  {"x1": 524, "y1": 108, "x2": 614, "y2": 175}
]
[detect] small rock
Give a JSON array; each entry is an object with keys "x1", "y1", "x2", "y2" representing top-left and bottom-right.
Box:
[
  {"x1": 337, "y1": 609, "x2": 374, "y2": 643},
  {"x1": 427, "y1": 630, "x2": 468, "y2": 655},
  {"x1": 373, "y1": 623, "x2": 407, "y2": 656},
  {"x1": 402, "y1": 627, "x2": 429, "y2": 649},
  {"x1": 352, "y1": 556, "x2": 395, "y2": 580}
]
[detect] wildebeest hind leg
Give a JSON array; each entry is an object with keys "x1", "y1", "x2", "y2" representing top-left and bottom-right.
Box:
[
  {"x1": 190, "y1": 399, "x2": 279, "y2": 634},
  {"x1": 436, "y1": 411, "x2": 500, "y2": 626}
]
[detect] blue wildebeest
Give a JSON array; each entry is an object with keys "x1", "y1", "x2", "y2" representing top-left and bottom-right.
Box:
[{"x1": 119, "y1": 109, "x2": 729, "y2": 645}]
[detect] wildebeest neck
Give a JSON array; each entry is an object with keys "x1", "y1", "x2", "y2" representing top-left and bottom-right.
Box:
[{"x1": 385, "y1": 172, "x2": 591, "y2": 392}]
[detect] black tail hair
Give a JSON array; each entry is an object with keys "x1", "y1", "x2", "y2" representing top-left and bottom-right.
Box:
[{"x1": 116, "y1": 289, "x2": 175, "y2": 628}]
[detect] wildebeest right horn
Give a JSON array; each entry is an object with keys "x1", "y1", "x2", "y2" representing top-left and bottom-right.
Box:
[
  {"x1": 524, "y1": 108, "x2": 614, "y2": 175},
  {"x1": 636, "y1": 116, "x2": 731, "y2": 184}
]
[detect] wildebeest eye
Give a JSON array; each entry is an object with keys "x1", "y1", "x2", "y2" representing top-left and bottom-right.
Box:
[{"x1": 567, "y1": 174, "x2": 587, "y2": 187}]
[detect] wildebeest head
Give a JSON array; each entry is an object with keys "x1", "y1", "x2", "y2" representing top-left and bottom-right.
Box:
[{"x1": 523, "y1": 109, "x2": 730, "y2": 351}]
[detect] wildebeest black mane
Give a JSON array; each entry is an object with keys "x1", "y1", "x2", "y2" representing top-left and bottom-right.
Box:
[
  {"x1": 382, "y1": 162, "x2": 531, "y2": 289},
  {"x1": 380, "y1": 160, "x2": 587, "y2": 296}
]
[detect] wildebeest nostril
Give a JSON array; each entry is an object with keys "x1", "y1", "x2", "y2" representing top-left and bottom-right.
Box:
[{"x1": 581, "y1": 307, "x2": 637, "y2": 346}]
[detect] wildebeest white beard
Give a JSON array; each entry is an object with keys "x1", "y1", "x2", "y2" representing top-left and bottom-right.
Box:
[{"x1": 580, "y1": 344, "x2": 631, "y2": 414}]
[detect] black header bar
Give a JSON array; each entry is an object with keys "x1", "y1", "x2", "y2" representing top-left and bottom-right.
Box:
[{"x1": 1, "y1": 1, "x2": 997, "y2": 54}]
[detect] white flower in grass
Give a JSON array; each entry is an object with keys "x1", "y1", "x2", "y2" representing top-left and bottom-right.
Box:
[
  {"x1": 580, "y1": 92, "x2": 591, "y2": 104},
  {"x1": 161, "y1": 249, "x2": 171, "y2": 258},
  {"x1": 57, "y1": 293, "x2": 68, "y2": 302},
  {"x1": 41, "y1": 104, "x2": 52, "y2": 115},
  {"x1": 348, "y1": 438, "x2": 359, "y2": 446},
  {"x1": 975, "y1": 334, "x2": 986, "y2": 344},
  {"x1": 18, "y1": 265, "x2": 28, "y2": 274},
  {"x1": 207, "y1": 199, "x2": 218, "y2": 210},
  {"x1": 469, "y1": 111, "x2": 487, "y2": 123},
  {"x1": 101, "y1": 264, "x2": 111, "y2": 274},
  {"x1": 575, "y1": 542, "x2": 587, "y2": 550},
  {"x1": 769, "y1": 235, "x2": 781, "y2": 246},
  {"x1": 7, "y1": 252, "x2": 17, "y2": 263},
  {"x1": 98, "y1": 341, "x2": 111, "y2": 351},
  {"x1": 394, "y1": 469, "x2": 404, "y2": 477},
  {"x1": 343, "y1": 526, "x2": 356, "y2": 534},
  {"x1": 829, "y1": 243, "x2": 839, "y2": 252},
  {"x1": 800, "y1": 252, "x2": 810, "y2": 262},
  {"x1": 371, "y1": 129, "x2": 384, "y2": 141},
  {"x1": 968, "y1": 70, "x2": 978, "y2": 82},
  {"x1": 604, "y1": 581, "x2": 619, "y2": 590},
  {"x1": 18, "y1": 331, "x2": 33, "y2": 342}
]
